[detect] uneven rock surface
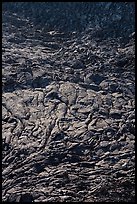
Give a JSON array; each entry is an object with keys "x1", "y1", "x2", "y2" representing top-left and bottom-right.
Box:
[{"x1": 2, "y1": 3, "x2": 135, "y2": 202}]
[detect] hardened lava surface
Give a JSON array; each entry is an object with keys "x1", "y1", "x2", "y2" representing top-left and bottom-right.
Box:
[{"x1": 2, "y1": 4, "x2": 135, "y2": 202}]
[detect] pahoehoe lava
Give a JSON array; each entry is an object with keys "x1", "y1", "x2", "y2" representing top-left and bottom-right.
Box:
[{"x1": 2, "y1": 2, "x2": 135, "y2": 202}]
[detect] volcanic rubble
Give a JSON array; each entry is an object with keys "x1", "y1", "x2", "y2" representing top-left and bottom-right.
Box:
[{"x1": 2, "y1": 9, "x2": 135, "y2": 202}]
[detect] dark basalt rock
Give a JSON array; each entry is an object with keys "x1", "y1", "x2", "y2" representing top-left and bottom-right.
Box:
[
  {"x1": 2, "y1": 2, "x2": 135, "y2": 39},
  {"x1": 2, "y1": 2, "x2": 135, "y2": 203}
]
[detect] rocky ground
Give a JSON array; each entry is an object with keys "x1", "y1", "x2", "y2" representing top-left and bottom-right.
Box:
[{"x1": 2, "y1": 5, "x2": 135, "y2": 203}]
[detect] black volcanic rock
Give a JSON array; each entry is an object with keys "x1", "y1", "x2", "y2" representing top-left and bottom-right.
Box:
[
  {"x1": 2, "y1": 2, "x2": 135, "y2": 40},
  {"x1": 2, "y1": 2, "x2": 135, "y2": 203}
]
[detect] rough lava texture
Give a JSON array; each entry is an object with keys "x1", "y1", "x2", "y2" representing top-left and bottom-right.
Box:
[{"x1": 2, "y1": 2, "x2": 135, "y2": 202}]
